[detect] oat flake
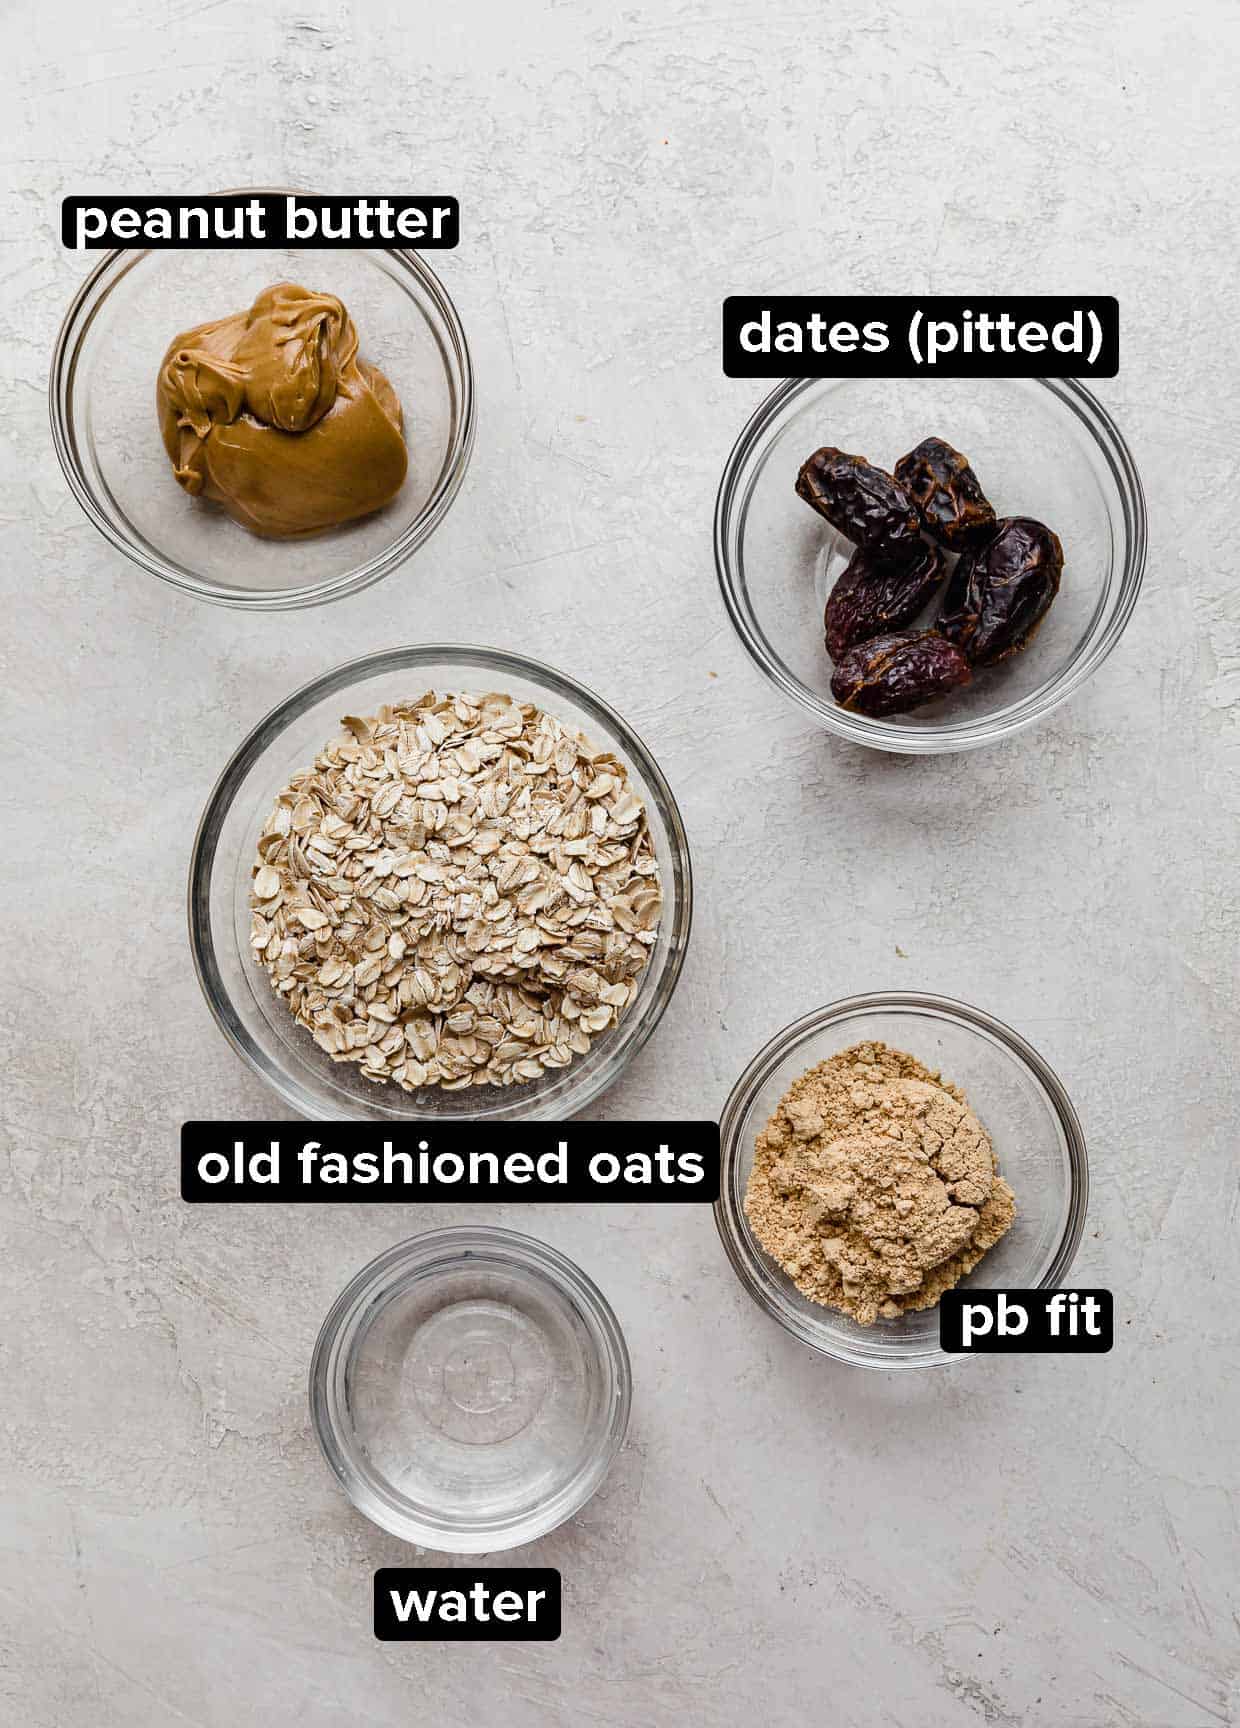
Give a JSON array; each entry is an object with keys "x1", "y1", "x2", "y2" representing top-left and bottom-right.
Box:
[{"x1": 249, "y1": 690, "x2": 662, "y2": 1092}]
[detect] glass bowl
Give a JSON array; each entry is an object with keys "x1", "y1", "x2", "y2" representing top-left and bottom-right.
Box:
[
  {"x1": 50, "y1": 220, "x2": 474, "y2": 608},
  {"x1": 310, "y1": 1228, "x2": 632, "y2": 1552},
  {"x1": 715, "y1": 992, "x2": 1088, "y2": 1369},
  {"x1": 189, "y1": 644, "x2": 692, "y2": 1120},
  {"x1": 714, "y1": 377, "x2": 1145, "y2": 752}
]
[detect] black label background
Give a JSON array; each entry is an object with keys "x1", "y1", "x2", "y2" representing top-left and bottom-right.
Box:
[
  {"x1": 181, "y1": 1120, "x2": 719, "y2": 1202},
  {"x1": 374, "y1": 1568, "x2": 561, "y2": 1641},
  {"x1": 62, "y1": 193, "x2": 459, "y2": 249},
  {"x1": 940, "y1": 1289, "x2": 1113, "y2": 1353},
  {"x1": 723, "y1": 295, "x2": 1118, "y2": 378}
]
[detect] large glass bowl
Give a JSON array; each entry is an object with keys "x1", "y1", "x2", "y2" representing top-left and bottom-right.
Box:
[
  {"x1": 310, "y1": 1229, "x2": 632, "y2": 1551},
  {"x1": 50, "y1": 213, "x2": 474, "y2": 608},
  {"x1": 189, "y1": 644, "x2": 692, "y2": 1121},
  {"x1": 715, "y1": 993, "x2": 1088, "y2": 1369},
  {"x1": 714, "y1": 377, "x2": 1145, "y2": 752}
]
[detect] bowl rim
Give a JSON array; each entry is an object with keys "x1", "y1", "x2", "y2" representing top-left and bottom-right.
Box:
[
  {"x1": 187, "y1": 642, "x2": 693, "y2": 1121},
  {"x1": 48, "y1": 188, "x2": 476, "y2": 611},
  {"x1": 308, "y1": 1225, "x2": 633, "y2": 1551},
  {"x1": 714, "y1": 990, "x2": 1090, "y2": 1370},
  {"x1": 713, "y1": 375, "x2": 1147, "y2": 753}
]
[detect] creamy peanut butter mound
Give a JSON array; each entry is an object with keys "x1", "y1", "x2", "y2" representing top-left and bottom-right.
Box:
[
  {"x1": 156, "y1": 281, "x2": 407, "y2": 538},
  {"x1": 744, "y1": 1040, "x2": 1015, "y2": 1325}
]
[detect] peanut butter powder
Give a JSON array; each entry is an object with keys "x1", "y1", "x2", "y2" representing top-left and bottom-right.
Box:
[{"x1": 744, "y1": 1041, "x2": 1014, "y2": 1325}]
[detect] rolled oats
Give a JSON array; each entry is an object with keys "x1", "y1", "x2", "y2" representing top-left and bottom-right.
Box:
[{"x1": 249, "y1": 691, "x2": 662, "y2": 1092}]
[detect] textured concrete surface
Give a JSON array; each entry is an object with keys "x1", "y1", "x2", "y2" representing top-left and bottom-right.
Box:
[{"x1": 3, "y1": 1, "x2": 1238, "y2": 1723}]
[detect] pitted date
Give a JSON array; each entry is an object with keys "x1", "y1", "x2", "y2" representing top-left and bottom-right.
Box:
[
  {"x1": 939, "y1": 515, "x2": 1064, "y2": 665},
  {"x1": 893, "y1": 437, "x2": 996, "y2": 552},
  {"x1": 830, "y1": 630, "x2": 972, "y2": 717},
  {"x1": 796, "y1": 446, "x2": 921, "y2": 557},
  {"x1": 824, "y1": 539, "x2": 946, "y2": 662}
]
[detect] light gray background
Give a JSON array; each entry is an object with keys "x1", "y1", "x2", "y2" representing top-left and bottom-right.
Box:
[{"x1": 3, "y1": 2, "x2": 1237, "y2": 1724}]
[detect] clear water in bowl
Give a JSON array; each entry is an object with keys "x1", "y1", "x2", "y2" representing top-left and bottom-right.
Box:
[
  {"x1": 311, "y1": 1230, "x2": 632, "y2": 1550},
  {"x1": 349, "y1": 1261, "x2": 608, "y2": 1525}
]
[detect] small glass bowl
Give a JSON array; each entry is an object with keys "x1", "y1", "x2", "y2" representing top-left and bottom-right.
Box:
[
  {"x1": 715, "y1": 992, "x2": 1088, "y2": 1369},
  {"x1": 714, "y1": 376, "x2": 1146, "y2": 752},
  {"x1": 50, "y1": 215, "x2": 474, "y2": 609},
  {"x1": 189, "y1": 644, "x2": 692, "y2": 1121},
  {"x1": 310, "y1": 1228, "x2": 632, "y2": 1552}
]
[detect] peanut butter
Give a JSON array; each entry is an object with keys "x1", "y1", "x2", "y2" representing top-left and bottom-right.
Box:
[{"x1": 155, "y1": 282, "x2": 407, "y2": 538}]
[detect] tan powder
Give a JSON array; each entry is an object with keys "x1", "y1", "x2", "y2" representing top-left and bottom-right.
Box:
[{"x1": 744, "y1": 1040, "x2": 1015, "y2": 1325}]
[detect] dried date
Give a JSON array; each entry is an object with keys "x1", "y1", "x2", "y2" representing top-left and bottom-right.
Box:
[
  {"x1": 831, "y1": 630, "x2": 972, "y2": 717},
  {"x1": 893, "y1": 437, "x2": 996, "y2": 552},
  {"x1": 796, "y1": 446, "x2": 921, "y2": 558},
  {"x1": 939, "y1": 516, "x2": 1064, "y2": 665},
  {"x1": 824, "y1": 539, "x2": 946, "y2": 662}
]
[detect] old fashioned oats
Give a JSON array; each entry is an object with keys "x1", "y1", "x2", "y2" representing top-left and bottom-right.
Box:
[{"x1": 248, "y1": 691, "x2": 662, "y2": 1092}]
